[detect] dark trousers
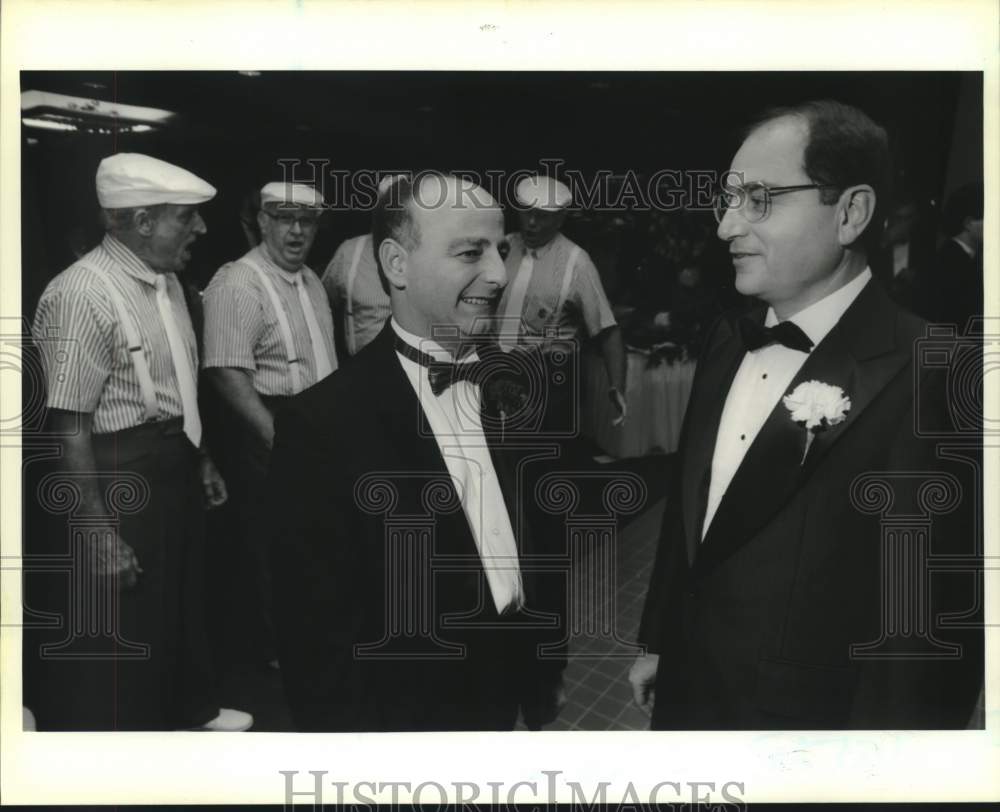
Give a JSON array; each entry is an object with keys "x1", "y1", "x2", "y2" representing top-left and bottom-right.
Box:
[
  {"x1": 214, "y1": 395, "x2": 291, "y2": 662},
  {"x1": 30, "y1": 420, "x2": 218, "y2": 730}
]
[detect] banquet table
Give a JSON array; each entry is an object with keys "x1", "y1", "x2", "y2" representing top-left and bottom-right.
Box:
[{"x1": 582, "y1": 346, "x2": 696, "y2": 458}]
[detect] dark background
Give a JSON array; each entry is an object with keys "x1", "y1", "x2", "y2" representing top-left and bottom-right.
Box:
[{"x1": 20, "y1": 70, "x2": 983, "y2": 318}]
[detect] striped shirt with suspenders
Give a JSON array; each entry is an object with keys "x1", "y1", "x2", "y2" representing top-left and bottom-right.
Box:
[
  {"x1": 32, "y1": 236, "x2": 195, "y2": 434},
  {"x1": 202, "y1": 245, "x2": 337, "y2": 397}
]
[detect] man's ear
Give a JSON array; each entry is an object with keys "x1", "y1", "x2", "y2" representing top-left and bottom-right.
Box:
[
  {"x1": 379, "y1": 238, "x2": 408, "y2": 290},
  {"x1": 132, "y1": 207, "x2": 156, "y2": 237},
  {"x1": 837, "y1": 185, "x2": 876, "y2": 246}
]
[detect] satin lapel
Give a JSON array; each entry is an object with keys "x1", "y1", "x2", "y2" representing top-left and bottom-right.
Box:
[
  {"x1": 680, "y1": 313, "x2": 752, "y2": 563},
  {"x1": 695, "y1": 281, "x2": 908, "y2": 577},
  {"x1": 366, "y1": 325, "x2": 475, "y2": 557}
]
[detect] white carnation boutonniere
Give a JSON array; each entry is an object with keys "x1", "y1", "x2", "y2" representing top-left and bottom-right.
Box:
[{"x1": 782, "y1": 380, "x2": 851, "y2": 464}]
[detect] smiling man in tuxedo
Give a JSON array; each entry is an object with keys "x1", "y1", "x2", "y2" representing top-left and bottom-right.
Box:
[
  {"x1": 267, "y1": 172, "x2": 567, "y2": 731},
  {"x1": 629, "y1": 100, "x2": 982, "y2": 729}
]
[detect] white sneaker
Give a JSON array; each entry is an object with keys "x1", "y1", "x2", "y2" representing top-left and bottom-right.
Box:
[{"x1": 192, "y1": 708, "x2": 253, "y2": 732}]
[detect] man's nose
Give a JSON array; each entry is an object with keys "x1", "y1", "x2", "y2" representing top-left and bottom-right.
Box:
[
  {"x1": 482, "y1": 247, "x2": 508, "y2": 289},
  {"x1": 193, "y1": 212, "x2": 208, "y2": 235},
  {"x1": 716, "y1": 205, "x2": 745, "y2": 242},
  {"x1": 289, "y1": 218, "x2": 304, "y2": 235},
  {"x1": 526, "y1": 212, "x2": 539, "y2": 229}
]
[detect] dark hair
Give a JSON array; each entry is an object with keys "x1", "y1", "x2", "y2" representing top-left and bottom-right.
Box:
[
  {"x1": 941, "y1": 182, "x2": 983, "y2": 237},
  {"x1": 371, "y1": 171, "x2": 467, "y2": 294},
  {"x1": 371, "y1": 173, "x2": 426, "y2": 295},
  {"x1": 746, "y1": 99, "x2": 890, "y2": 254}
]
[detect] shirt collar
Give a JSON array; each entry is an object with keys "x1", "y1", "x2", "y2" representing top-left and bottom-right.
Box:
[
  {"x1": 101, "y1": 234, "x2": 160, "y2": 286},
  {"x1": 765, "y1": 267, "x2": 872, "y2": 347},
  {"x1": 390, "y1": 318, "x2": 479, "y2": 364},
  {"x1": 256, "y1": 243, "x2": 305, "y2": 284}
]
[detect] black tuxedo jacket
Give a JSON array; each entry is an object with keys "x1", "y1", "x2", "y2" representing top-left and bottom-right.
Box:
[
  {"x1": 639, "y1": 279, "x2": 982, "y2": 729},
  {"x1": 267, "y1": 325, "x2": 567, "y2": 731}
]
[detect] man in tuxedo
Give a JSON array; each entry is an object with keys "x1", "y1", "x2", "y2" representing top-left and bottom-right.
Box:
[
  {"x1": 268, "y1": 172, "x2": 567, "y2": 731},
  {"x1": 629, "y1": 100, "x2": 982, "y2": 729}
]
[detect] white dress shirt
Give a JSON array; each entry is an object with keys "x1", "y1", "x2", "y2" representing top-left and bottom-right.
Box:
[
  {"x1": 701, "y1": 269, "x2": 872, "y2": 539},
  {"x1": 391, "y1": 319, "x2": 524, "y2": 614}
]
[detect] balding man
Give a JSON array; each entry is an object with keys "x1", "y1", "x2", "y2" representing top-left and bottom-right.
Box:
[
  {"x1": 202, "y1": 181, "x2": 337, "y2": 666},
  {"x1": 31, "y1": 153, "x2": 250, "y2": 731},
  {"x1": 499, "y1": 174, "x2": 627, "y2": 424},
  {"x1": 268, "y1": 172, "x2": 567, "y2": 731}
]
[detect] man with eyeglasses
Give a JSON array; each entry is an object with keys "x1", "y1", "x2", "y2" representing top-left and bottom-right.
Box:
[
  {"x1": 202, "y1": 181, "x2": 337, "y2": 667},
  {"x1": 630, "y1": 100, "x2": 982, "y2": 729}
]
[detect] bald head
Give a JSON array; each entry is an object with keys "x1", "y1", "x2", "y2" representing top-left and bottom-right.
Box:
[
  {"x1": 373, "y1": 172, "x2": 507, "y2": 345},
  {"x1": 371, "y1": 172, "x2": 501, "y2": 291}
]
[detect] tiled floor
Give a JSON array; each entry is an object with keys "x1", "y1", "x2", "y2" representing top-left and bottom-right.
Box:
[{"x1": 532, "y1": 493, "x2": 665, "y2": 731}]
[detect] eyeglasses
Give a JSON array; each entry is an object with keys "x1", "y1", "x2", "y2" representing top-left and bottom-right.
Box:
[
  {"x1": 261, "y1": 210, "x2": 321, "y2": 229},
  {"x1": 713, "y1": 181, "x2": 839, "y2": 224}
]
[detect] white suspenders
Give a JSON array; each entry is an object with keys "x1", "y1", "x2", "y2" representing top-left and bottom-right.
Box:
[
  {"x1": 344, "y1": 235, "x2": 370, "y2": 356},
  {"x1": 82, "y1": 260, "x2": 159, "y2": 421},
  {"x1": 555, "y1": 244, "x2": 581, "y2": 319},
  {"x1": 239, "y1": 253, "x2": 304, "y2": 394}
]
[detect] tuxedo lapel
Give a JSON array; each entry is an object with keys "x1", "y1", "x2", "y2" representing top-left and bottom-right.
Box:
[
  {"x1": 694, "y1": 281, "x2": 911, "y2": 577},
  {"x1": 680, "y1": 314, "x2": 749, "y2": 563},
  {"x1": 365, "y1": 325, "x2": 477, "y2": 558}
]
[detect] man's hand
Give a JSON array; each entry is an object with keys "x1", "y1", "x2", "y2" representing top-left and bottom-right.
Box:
[
  {"x1": 90, "y1": 531, "x2": 143, "y2": 590},
  {"x1": 628, "y1": 653, "x2": 659, "y2": 715},
  {"x1": 609, "y1": 387, "x2": 628, "y2": 426},
  {"x1": 199, "y1": 453, "x2": 228, "y2": 508},
  {"x1": 522, "y1": 672, "x2": 568, "y2": 730}
]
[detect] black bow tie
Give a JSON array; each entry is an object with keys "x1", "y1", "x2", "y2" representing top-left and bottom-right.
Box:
[
  {"x1": 394, "y1": 335, "x2": 489, "y2": 395},
  {"x1": 738, "y1": 317, "x2": 814, "y2": 354}
]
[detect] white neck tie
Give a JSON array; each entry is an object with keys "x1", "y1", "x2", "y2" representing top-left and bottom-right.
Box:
[
  {"x1": 295, "y1": 274, "x2": 335, "y2": 382},
  {"x1": 499, "y1": 251, "x2": 534, "y2": 350},
  {"x1": 154, "y1": 275, "x2": 202, "y2": 447}
]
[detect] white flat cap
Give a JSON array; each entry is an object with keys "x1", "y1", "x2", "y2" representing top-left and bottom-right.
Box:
[
  {"x1": 260, "y1": 182, "x2": 325, "y2": 208},
  {"x1": 377, "y1": 174, "x2": 407, "y2": 196},
  {"x1": 96, "y1": 153, "x2": 216, "y2": 208},
  {"x1": 515, "y1": 175, "x2": 572, "y2": 211}
]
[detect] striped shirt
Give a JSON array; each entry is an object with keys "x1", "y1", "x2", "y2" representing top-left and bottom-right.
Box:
[
  {"x1": 202, "y1": 244, "x2": 336, "y2": 396},
  {"x1": 32, "y1": 235, "x2": 196, "y2": 434},
  {"x1": 321, "y1": 233, "x2": 391, "y2": 355},
  {"x1": 498, "y1": 231, "x2": 616, "y2": 346}
]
